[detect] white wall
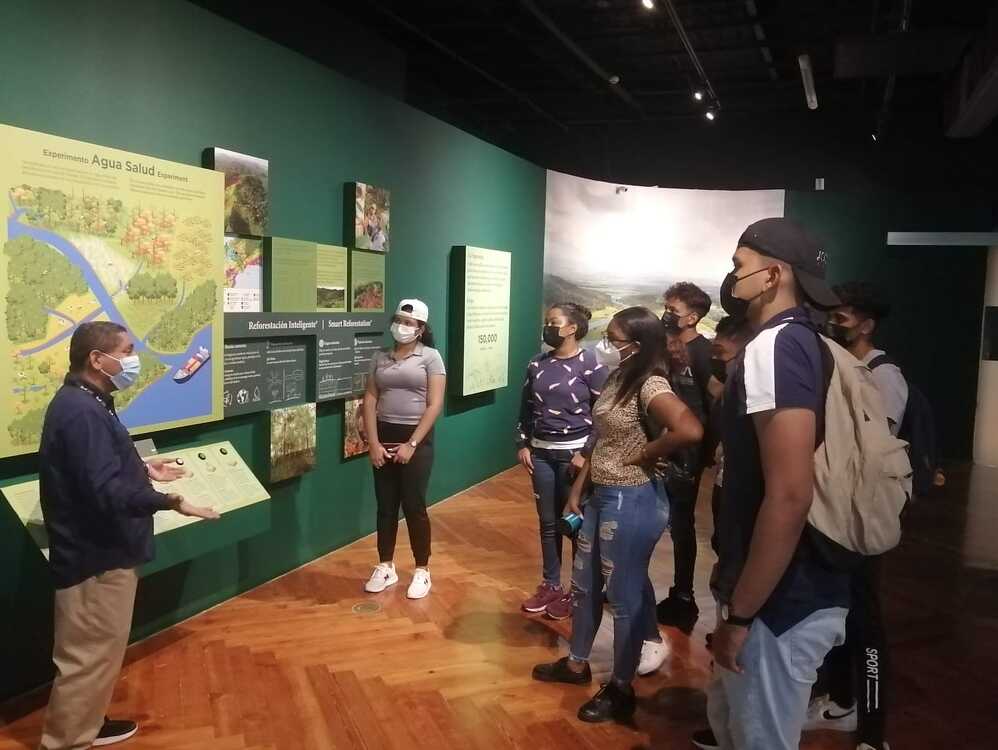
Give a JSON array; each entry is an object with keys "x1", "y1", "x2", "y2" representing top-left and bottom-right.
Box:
[{"x1": 973, "y1": 246, "x2": 998, "y2": 466}]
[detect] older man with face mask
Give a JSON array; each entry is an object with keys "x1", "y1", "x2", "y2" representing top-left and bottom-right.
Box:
[{"x1": 37, "y1": 321, "x2": 218, "y2": 750}]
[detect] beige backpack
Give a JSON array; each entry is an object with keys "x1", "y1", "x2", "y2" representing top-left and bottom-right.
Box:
[{"x1": 809, "y1": 332, "x2": 912, "y2": 561}]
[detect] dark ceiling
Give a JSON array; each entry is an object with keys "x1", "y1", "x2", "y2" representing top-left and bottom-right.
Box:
[{"x1": 192, "y1": 0, "x2": 998, "y2": 190}]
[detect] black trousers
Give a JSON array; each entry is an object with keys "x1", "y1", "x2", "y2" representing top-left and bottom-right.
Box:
[
  {"x1": 824, "y1": 555, "x2": 889, "y2": 747},
  {"x1": 373, "y1": 421, "x2": 433, "y2": 567},
  {"x1": 668, "y1": 466, "x2": 704, "y2": 597}
]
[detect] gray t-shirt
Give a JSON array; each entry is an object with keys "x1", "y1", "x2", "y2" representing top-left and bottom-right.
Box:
[{"x1": 371, "y1": 344, "x2": 447, "y2": 425}]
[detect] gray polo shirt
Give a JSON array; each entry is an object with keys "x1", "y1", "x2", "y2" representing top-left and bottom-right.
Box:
[{"x1": 371, "y1": 344, "x2": 447, "y2": 425}]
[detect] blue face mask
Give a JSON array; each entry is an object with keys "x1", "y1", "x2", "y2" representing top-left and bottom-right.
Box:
[{"x1": 99, "y1": 352, "x2": 141, "y2": 390}]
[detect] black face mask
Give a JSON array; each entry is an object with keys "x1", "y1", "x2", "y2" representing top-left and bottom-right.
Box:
[
  {"x1": 661, "y1": 310, "x2": 682, "y2": 332},
  {"x1": 710, "y1": 357, "x2": 730, "y2": 383},
  {"x1": 542, "y1": 324, "x2": 567, "y2": 348},
  {"x1": 824, "y1": 322, "x2": 856, "y2": 348},
  {"x1": 719, "y1": 267, "x2": 770, "y2": 319}
]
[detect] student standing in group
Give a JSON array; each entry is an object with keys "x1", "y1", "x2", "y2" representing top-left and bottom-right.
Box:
[
  {"x1": 532, "y1": 307, "x2": 703, "y2": 723},
  {"x1": 658, "y1": 282, "x2": 714, "y2": 633},
  {"x1": 516, "y1": 303, "x2": 607, "y2": 620},
  {"x1": 706, "y1": 218, "x2": 850, "y2": 750},
  {"x1": 363, "y1": 299, "x2": 446, "y2": 600},
  {"x1": 801, "y1": 281, "x2": 907, "y2": 750},
  {"x1": 38, "y1": 322, "x2": 219, "y2": 750}
]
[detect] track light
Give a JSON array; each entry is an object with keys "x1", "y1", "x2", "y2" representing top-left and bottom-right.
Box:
[
  {"x1": 692, "y1": 89, "x2": 704, "y2": 102},
  {"x1": 798, "y1": 54, "x2": 818, "y2": 110},
  {"x1": 705, "y1": 109, "x2": 716, "y2": 121},
  {"x1": 642, "y1": 0, "x2": 655, "y2": 9},
  {"x1": 871, "y1": 133, "x2": 878, "y2": 142}
]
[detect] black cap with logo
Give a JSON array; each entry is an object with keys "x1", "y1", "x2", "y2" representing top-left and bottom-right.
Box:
[{"x1": 737, "y1": 217, "x2": 840, "y2": 309}]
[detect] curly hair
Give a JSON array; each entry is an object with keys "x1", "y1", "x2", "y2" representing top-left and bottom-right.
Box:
[{"x1": 664, "y1": 282, "x2": 711, "y2": 319}]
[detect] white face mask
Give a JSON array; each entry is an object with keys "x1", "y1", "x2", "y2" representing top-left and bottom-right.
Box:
[
  {"x1": 99, "y1": 352, "x2": 141, "y2": 390},
  {"x1": 594, "y1": 338, "x2": 634, "y2": 371},
  {"x1": 391, "y1": 322, "x2": 419, "y2": 344}
]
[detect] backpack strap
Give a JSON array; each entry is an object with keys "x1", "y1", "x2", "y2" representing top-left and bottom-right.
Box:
[{"x1": 867, "y1": 354, "x2": 896, "y2": 370}]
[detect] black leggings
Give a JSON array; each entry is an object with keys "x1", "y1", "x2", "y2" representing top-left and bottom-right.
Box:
[
  {"x1": 373, "y1": 421, "x2": 433, "y2": 567},
  {"x1": 823, "y1": 555, "x2": 889, "y2": 747}
]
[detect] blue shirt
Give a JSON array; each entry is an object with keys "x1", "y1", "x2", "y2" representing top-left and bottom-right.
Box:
[
  {"x1": 516, "y1": 348, "x2": 608, "y2": 450},
  {"x1": 716, "y1": 307, "x2": 850, "y2": 635},
  {"x1": 39, "y1": 375, "x2": 171, "y2": 588}
]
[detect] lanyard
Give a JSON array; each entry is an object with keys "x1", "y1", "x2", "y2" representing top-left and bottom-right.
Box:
[{"x1": 73, "y1": 382, "x2": 118, "y2": 420}]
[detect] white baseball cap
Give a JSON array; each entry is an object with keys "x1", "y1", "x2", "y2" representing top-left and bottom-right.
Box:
[{"x1": 396, "y1": 298, "x2": 429, "y2": 322}]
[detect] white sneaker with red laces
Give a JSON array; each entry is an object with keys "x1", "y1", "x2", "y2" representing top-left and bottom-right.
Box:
[{"x1": 365, "y1": 562, "x2": 398, "y2": 593}]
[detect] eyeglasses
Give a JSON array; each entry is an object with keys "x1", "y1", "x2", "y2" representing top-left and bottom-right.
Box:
[{"x1": 601, "y1": 332, "x2": 632, "y2": 347}]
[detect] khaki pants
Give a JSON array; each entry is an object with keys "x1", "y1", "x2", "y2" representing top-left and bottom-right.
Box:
[{"x1": 39, "y1": 568, "x2": 138, "y2": 750}]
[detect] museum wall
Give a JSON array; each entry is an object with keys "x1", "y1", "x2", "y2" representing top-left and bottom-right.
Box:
[{"x1": 0, "y1": 0, "x2": 545, "y2": 702}]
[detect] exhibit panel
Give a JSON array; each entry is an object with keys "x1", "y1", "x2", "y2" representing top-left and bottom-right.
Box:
[
  {"x1": 0, "y1": 124, "x2": 226, "y2": 458},
  {"x1": 0, "y1": 0, "x2": 546, "y2": 704}
]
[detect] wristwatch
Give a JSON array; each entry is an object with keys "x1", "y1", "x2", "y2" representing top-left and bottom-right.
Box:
[
  {"x1": 408, "y1": 440, "x2": 418, "y2": 449},
  {"x1": 721, "y1": 604, "x2": 755, "y2": 628}
]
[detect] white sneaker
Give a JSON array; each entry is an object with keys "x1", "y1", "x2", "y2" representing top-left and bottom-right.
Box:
[
  {"x1": 805, "y1": 695, "x2": 858, "y2": 732},
  {"x1": 637, "y1": 639, "x2": 669, "y2": 676},
  {"x1": 857, "y1": 744, "x2": 891, "y2": 750},
  {"x1": 407, "y1": 569, "x2": 432, "y2": 599},
  {"x1": 364, "y1": 563, "x2": 398, "y2": 593}
]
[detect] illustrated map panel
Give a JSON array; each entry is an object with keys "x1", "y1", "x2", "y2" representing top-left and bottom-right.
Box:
[{"x1": 0, "y1": 123, "x2": 225, "y2": 458}]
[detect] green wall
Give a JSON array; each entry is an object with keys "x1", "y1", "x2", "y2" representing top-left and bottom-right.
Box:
[
  {"x1": 0, "y1": 0, "x2": 545, "y2": 702},
  {"x1": 786, "y1": 190, "x2": 992, "y2": 460}
]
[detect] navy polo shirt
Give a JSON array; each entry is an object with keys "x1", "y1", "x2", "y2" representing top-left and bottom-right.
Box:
[
  {"x1": 39, "y1": 375, "x2": 171, "y2": 588},
  {"x1": 715, "y1": 307, "x2": 850, "y2": 635}
]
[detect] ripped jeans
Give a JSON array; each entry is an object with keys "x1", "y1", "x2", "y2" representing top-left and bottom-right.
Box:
[{"x1": 569, "y1": 481, "x2": 670, "y2": 683}]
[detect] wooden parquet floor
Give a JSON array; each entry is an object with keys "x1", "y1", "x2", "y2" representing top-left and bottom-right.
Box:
[{"x1": 2, "y1": 465, "x2": 996, "y2": 749}]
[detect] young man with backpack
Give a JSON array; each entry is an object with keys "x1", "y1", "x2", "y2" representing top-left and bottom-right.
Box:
[
  {"x1": 658, "y1": 282, "x2": 713, "y2": 633},
  {"x1": 804, "y1": 281, "x2": 910, "y2": 750},
  {"x1": 705, "y1": 218, "x2": 853, "y2": 750}
]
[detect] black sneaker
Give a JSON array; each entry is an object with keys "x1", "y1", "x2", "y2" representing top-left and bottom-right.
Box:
[
  {"x1": 93, "y1": 718, "x2": 138, "y2": 746},
  {"x1": 691, "y1": 728, "x2": 719, "y2": 749},
  {"x1": 577, "y1": 681, "x2": 636, "y2": 723},
  {"x1": 532, "y1": 656, "x2": 592, "y2": 685},
  {"x1": 656, "y1": 589, "x2": 699, "y2": 634}
]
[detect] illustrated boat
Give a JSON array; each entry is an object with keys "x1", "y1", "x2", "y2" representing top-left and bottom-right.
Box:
[{"x1": 173, "y1": 347, "x2": 210, "y2": 383}]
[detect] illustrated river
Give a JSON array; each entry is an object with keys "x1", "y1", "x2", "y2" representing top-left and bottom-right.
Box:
[{"x1": 8, "y1": 207, "x2": 213, "y2": 427}]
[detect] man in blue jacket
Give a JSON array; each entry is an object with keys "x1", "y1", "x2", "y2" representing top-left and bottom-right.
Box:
[{"x1": 38, "y1": 322, "x2": 219, "y2": 749}]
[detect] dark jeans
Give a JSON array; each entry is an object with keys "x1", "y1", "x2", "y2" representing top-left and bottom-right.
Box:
[
  {"x1": 823, "y1": 556, "x2": 888, "y2": 747},
  {"x1": 529, "y1": 447, "x2": 578, "y2": 586},
  {"x1": 570, "y1": 482, "x2": 669, "y2": 683},
  {"x1": 668, "y1": 466, "x2": 704, "y2": 598},
  {"x1": 373, "y1": 421, "x2": 433, "y2": 567}
]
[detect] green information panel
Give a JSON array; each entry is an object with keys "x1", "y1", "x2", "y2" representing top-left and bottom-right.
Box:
[
  {"x1": 269, "y1": 237, "x2": 317, "y2": 312},
  {"x1": 316, "y1": 244, "x2": 348, "y2": 312},
  {"x1": 451, "y1": 245, "x2": 511, "y2": 396},
  {"x1": 350, "y1": 248, "x2": 386, "y2": 312}
]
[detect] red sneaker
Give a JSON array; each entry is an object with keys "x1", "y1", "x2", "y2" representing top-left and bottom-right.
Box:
[
  {"x1": 545, "y1": 592, "x2": 573, "y2": 620},
  {"x1": 522, "y1": 583, "x2": 563, "y2": 613}
]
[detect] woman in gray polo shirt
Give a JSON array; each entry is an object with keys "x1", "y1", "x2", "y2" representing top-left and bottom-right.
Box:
[{"x1": 362, "y1": 298, "x2": 447, "y2": 599}]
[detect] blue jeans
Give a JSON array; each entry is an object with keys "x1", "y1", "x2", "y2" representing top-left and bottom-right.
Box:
[
  {"x1": 530, "y1": 448, "x2": 577, "y2": 586},
  {"x1": 569, "y1": 482, "x2": 670, "y2": 683},
  {"x1": 707, "y1": 607, "x2": 848, "y2": 750}
]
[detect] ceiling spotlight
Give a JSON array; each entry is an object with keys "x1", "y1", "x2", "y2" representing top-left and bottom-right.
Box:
[
  {"x1": 871, "y1": 133, "x2": 878, "y2": 142},
  {"x1": 642, "y1": 0, "x2": 655, "y2": 9},
  {"x1": 608, "y1": 74, "x2": 621, "y2": 85},
  {"x1": 693, "y1": 89, "x2": 704, "y2": 102},
  {"x1": 705, "y1": 109, "x2": 716, "y2": 121}
]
